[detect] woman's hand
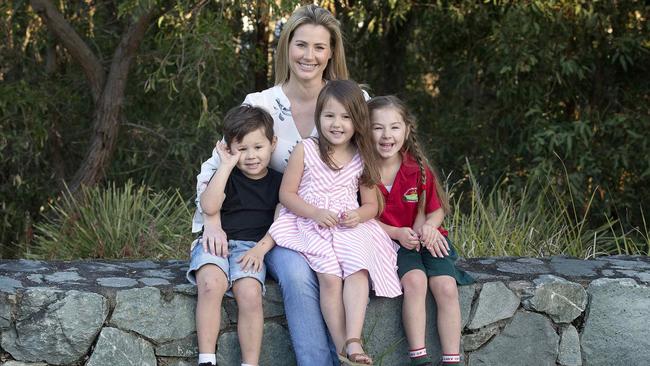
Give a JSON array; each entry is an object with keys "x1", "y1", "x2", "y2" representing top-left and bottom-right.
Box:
[
  {"x1": 418, "y1": 223, "x2": 449, "y2": 257},
  {"x1": 215, "y1": 141, "x2": 240, "y2": 168},
  {"x1": 312, "y1": 209, "x2": 339, "y2": 228},
  {"x1": 396, "y1": 227, "x2": 421, "y2": 251},
  {"x1": 339, "y1": 210, "x2": 360, "y2": 228},
  {"x1": 202, "y1": 221, "x2": 229, "y2": 257},
  {"x1": 238, "y1": 246, "x2": 265, "y2": 273}
]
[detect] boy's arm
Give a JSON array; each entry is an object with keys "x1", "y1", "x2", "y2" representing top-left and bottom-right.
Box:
[
  {"x1": 238, "y1": 204, "x2": 282, "y2": 272},
  {"x1": 280, "y1": 143, "x2": 339, "y2": 227},
  {"x1": 200, "y1": 142, "x2": 240, "y2": 215}
]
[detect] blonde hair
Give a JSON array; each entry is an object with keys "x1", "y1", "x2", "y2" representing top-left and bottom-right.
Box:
[
  {"x1": 274, "y1": 4, "x2": 348, "y2": 85},
  {"x1": 367, "y1": 95, "x2": 450, "y2": 214},
  {"x1": 314, "y1": 80, "x2": 384, "y2": 213}
]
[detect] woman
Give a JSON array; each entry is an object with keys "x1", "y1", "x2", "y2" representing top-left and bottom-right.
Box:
[{"x1": 192, "y1": 5, "x2": 350, "y2": 365}]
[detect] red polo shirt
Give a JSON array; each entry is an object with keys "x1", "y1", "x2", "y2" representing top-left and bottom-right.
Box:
[{"x1": 378, "y1": 152, "x2": 448, "y2": 236}]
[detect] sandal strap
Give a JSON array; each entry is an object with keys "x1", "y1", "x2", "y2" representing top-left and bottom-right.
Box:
[{"x1": 345, "y1": 338, "x2": 363, "y2": 347}]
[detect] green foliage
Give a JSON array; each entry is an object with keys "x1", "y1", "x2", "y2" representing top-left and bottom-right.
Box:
[
  {"x1": 448, "y1": 163, "x2": 648, "y2": 258},
  {"x1": 2, "y1": 0, "x2": 648, "y2": 258},
  {"x1": 28, "y1": 181, "x2": 193, "y2": 260}
]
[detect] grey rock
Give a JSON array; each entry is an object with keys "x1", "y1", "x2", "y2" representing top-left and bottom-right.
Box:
[
  {"x1": 124, "y1": 260, "x2": 158, "y2": 269},
  {"x1": 582, "y1": 278, "x2": 650, "y2": 365},
  {"x1": 469, "y1": 311, "x2": 559, "y2": 366},
  {"x1": 111, "y1": 287, "x2": 196, "y2": 343},
  {"x1": 507, "y1": 280, "x2": 534, "y2": 297},
  {"x1": 140, "y1": 277, "x2": 171, "y2": 286},
  {"x1": 217, "y1": 322, "x2": 295, "y2": 366},
  {"x1": 601, "y1": 269, "x2": 615, "y2": 277},
  {"x1": 174, "y1": 284, "x2": 197, "y2": 296},
  {"x1": 0, "y1": 277, "x2": 22, "y2": 293},
  {"x1": 516, "y1": 258, "x2": 545, "y2": 264},
  {"x1": 1, "y1": 288, "x2": 108, "y2": 364},
  {"x1": 468, "y1": 282, "x2": 519, "y2": 329},
  {"x1": 96, "y1": 277, "x2": 138, "y2": 287},
  {"x1": 558, "y1": 325, "x2": 581, "y2": 366},
  {"x1": 496, "y1": 261, "x2": 549, "y2": 275},
  {"x1": 155, "y1": 335, "x2": 198, "y2": 357},
  {"x1": 550, "y1": 257, "x2": 605, "y2": 277},
  {"x1": 1, "y1": 361, "x2": 48, "y2": 366},
  {"x1": 0, "y1": 260, "x2": 48, "y2": 273},
  {"x1": 86, "y1": 262, "x2": 128, "y2": 272},
  {"x1": 87, "y1": 327, "x2": 156, "y2": 366},
  {"x1": 44, "y1": 271, "x2": 83, "y2": 283},
  {"x1": 158, "y1": 359, "x2": 194, "y2": 366},
  {"x1": 459, "y1": 284, "x2": 475, "y2": 329},
  {"x1": 478, "y1": 259, "x2": 496, "y2": 265},
  {"x1": 25, "y1": 274, "x2": 43, "y2": 284},
  {"x1": 523, "y1": 275, "x2": 587, "y2": 323},
  {"x1": 142, "y1": 269, "x2": 175, "y2": 279},
  {"x1": 616, "y1": 269, "x2": 650, "y2": 283},
  {"x1": 463, "y1": 271, "x2": 509, "y2": 281},
  {"x1": 363, "y1": 296, "x2": 410, "y2": 365},
  {"x1": 0, "y1": 293, "x2": 14, "y2": 328},
  {"x1": 595, "y1": 256, "x2": 650, "y2": 270},
  {"x1": 462, "y1": 323, "x2": 500, "y2": 351}
]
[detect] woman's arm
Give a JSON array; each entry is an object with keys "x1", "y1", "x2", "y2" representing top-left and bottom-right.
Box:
[{"x1": 280, "y1": 143, "x2": 339, "y2": 227}]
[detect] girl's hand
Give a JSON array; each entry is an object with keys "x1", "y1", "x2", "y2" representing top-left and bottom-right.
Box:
[
  {"x1": 396, "y1": 227, "x2": 421, "y2": 251},
  {"x1": 238, "y1": 246, "x2": 265, "y2": 273},
  {"x1": 216, "y1": 141, "x2": 240, "y2": 168},
  {"x1": 339, "y1": 210, "x2": 360, "y2": 228},
  {"x1": 313, "y1": 209, "x2": 339, "y2": 228},
  {"x1": 202, "y1": 222, "x2": 229, "y2": 257},
  {"x1": 418, "y1": 224, "x2": 449, "y2": 257}
]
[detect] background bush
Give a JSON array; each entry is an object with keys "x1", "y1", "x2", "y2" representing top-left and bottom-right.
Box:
[{"x1": 2, "y1": 0, "x2": 648, "y2": 258}]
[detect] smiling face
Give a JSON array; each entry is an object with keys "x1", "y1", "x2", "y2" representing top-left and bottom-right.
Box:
[
  {"x1": 288, "y1": 24, "x2": 332, "y2": 83},
  {"x1": 319, "y1": 97, "x2": 355, "y2": 148},
  {"x1": 229, "y1": 127, "x2": 277, "y2": 179},
  {"x1": 371, "y1": 107, "x2": 409, "y2": 161}
]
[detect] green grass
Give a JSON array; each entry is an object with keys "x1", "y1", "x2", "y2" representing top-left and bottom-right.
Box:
[
  {"x1": 27, "y1": 181, "x2": 193, "y2": 260},
  {"x1": 448, "y1": 164, "x2": 648, "y2": 258}
]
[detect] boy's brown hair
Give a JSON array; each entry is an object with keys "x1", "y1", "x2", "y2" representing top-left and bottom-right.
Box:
[{"x1": 222, "y1": 104, "x2": 274, "y2": 146}]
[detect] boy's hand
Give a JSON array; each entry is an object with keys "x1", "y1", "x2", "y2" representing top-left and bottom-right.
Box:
[
  {"x1": 396, "y1": 227, "x2": 421, "y2": 251},
  {"x1": 216, "y1": 141, "x2": 240, "y2": 168},
  {"x1": 238, "y1": 246, "x2": 265, "y2": 273},
  {"x1": 339, "y1": 210, "x2": 360, "y2": 228},
  {"x1": 202, "y1": 223, "x2": 229, "y2": 257},
  {"x1": 418, "y1": 223, "x2": 449, "y2": 257},
  {"x1": 313, "y1": 209, "x2": 339, "y2": 228}
]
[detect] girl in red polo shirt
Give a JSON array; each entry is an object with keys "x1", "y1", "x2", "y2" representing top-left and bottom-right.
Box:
[{"x1": 368, "y1": 96, "x2": 474, "y2": 366}]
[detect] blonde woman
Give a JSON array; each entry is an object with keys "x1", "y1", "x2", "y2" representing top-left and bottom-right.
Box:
[{"x1": 192, "y1": 5, "x2": 352, "y2": 365}]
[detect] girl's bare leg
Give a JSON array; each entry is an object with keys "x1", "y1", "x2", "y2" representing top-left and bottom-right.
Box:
[
  {"x1": 317, "y1": 273, "x2": 346, "y2": 353},
  {"x1": 342, "y1": 270, "x2": 371, "y2": 358},
  {"x1": 429, "y1": 275, "x2": 461, "y2": 354}
]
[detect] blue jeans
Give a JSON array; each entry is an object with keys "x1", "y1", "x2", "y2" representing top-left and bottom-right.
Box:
[{"x1": 265, "y1": 246, "x2": 338, "y2": 366}]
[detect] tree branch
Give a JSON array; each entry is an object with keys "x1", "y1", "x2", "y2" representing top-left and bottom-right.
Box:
[{"x1": 30, "y1": 0, "x2": 105, "y2": 102}]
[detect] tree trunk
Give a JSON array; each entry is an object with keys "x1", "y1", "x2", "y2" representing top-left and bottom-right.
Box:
[{"x1": 30, "y1": 0, "x2": 160, "y2": 193}]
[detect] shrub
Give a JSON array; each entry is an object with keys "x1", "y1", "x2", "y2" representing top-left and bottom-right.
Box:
[{"x1": 28, "y1": 181, "x2": 193, "y2": 260}]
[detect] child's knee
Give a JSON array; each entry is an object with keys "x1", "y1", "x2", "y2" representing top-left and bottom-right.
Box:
[
  {"x1": 401, "y1": 270, "x2": 428, "y2": 295},
  {"x1": 233, "y1": 279, "x2": 263, "y2": 309},
  {"x1": 197, "y1": 269, "x2": 228, "y2": 298},
  {"x1": 431, "y1": 278, "x2": 459, "y2": 302}
]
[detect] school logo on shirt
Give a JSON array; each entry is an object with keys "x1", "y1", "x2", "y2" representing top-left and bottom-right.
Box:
[{"x1": 402, "y1": 187, "x2": 419, "y2": 202}]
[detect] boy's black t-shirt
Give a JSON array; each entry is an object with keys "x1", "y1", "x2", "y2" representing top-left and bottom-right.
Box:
[{"x1": 220, "y1": 167, "x2": 283, "y2": 242}]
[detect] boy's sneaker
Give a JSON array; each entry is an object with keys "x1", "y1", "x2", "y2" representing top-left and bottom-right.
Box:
[{"x1": 198, "y1": 363, "x2": 215, "y2": 366}]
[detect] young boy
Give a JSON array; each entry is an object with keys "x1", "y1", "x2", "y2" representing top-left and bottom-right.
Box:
[{"x1": 186, "y1": 105, "x2": 282, "y2": 366}]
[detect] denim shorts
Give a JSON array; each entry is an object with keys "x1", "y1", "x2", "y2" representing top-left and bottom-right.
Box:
[{"x1": 186, "y1": 238, "x2": 267, "y2": 296}]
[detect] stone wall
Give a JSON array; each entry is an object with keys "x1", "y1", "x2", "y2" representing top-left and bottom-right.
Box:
[{"x1": 0, "y1": 255, "x2": 648, "y2": 366}]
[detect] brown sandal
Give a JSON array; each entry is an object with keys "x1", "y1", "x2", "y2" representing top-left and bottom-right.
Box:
[{"x1": 339, "y1": 338, "x2": 373, "y2": 365}]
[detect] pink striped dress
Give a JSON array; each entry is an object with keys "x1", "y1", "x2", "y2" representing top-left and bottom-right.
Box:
[{"x1": 269, "y1": 139, "x2": 402, "y2": 298}]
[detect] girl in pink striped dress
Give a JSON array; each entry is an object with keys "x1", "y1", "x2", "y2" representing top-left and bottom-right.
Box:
[{"x1": 269, "y1": 80, "x2": 401, "y2": 365}]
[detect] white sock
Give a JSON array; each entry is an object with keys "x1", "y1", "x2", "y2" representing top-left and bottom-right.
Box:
[
  {"x1": 198, "y1": 353, "x2": 216, "y2": 364},
  {"x1": 241, "y1": 364, "x2": 256, "y2": 366}
]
